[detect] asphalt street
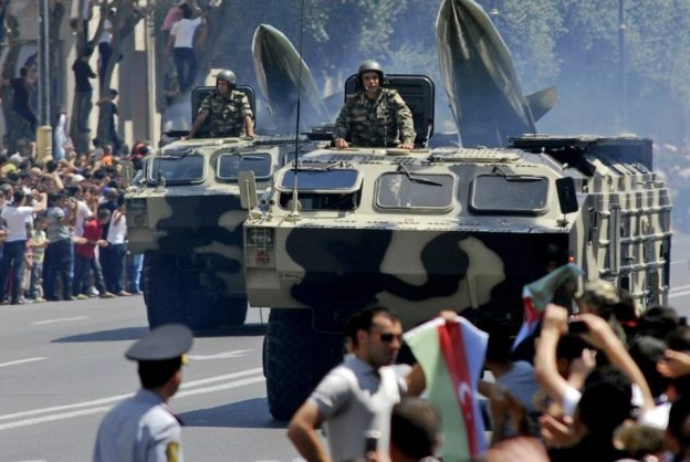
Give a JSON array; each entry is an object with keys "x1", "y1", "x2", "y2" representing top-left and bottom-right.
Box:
[{"x1": 0, "y1": 233, "x2": 688, "y2": 462}]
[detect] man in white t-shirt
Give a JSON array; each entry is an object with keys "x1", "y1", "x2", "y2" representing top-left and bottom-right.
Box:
[
  {"x1": 68, "y1": 185, "x2": 94, "y2": 238},
  {"x1": 167, "y1": 3, "x2": 204, "y2": 92},
  {"x1": 104, "y1": 201, "x2": 129, "y2": 296},
  {"x1": 0, "y1": 190, "x2": 47, "y2": 304}
]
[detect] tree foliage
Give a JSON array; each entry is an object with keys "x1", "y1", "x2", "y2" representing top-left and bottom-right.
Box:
[{"x1": 147, "y1": 0, "x2": 690, "y2": 145}]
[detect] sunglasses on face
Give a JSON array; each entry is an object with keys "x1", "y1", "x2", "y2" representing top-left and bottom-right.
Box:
[{"x1": 378, "y1": 332, "x2": 403, "y2": 343}]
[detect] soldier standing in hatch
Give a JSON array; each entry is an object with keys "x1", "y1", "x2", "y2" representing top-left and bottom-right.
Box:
[
  {"x1": 187, "y1": 70, "x2": 256, "y2": 139},
  {"x1": 93, "y1": 324, "x2": 193, "y2": 462},
  {"x1": 333, "y1": 60, "x2": 416, "y2": 150}
]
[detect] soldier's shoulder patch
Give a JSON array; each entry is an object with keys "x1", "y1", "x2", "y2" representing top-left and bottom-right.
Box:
[{"x1": 166, "y1": 441, "x2": 180, "y2": 462}]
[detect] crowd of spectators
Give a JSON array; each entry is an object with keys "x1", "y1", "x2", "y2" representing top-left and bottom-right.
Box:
[
  {"x1": 0, "y1": 140, "x2": 145, "y2": 305},
  {"x1": 462, "y1": 279, "x2": 690, "y2": 461},
  {"x1": 289, "y1": 272, "x2": 690, "y2": 462}
]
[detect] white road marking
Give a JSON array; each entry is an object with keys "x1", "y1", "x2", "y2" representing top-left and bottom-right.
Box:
[
  {"x1": 0, "y1": 357, "x2": 47, "y2": 369},
  {"x1": 671, "y1": 284, "x2": 690, "y2": 292},
  {"x1": 188, "y1": 350, "x2": 251, "y2": 360},
  {"x1": 32, "y1": 317, "x2": 88, "y2": 326},
  {"x1": 0, "y1": 368, "x2": 263, "y2": 422},
  {"x1": 670, "y1": 290, "x2": 690, "y2": 299},
  {"x1": 0, "y1": 376, "x2": 266, "y2": 432},
  {"x1": 0, "y1": 407, "x2": 111, "y2": 431}
]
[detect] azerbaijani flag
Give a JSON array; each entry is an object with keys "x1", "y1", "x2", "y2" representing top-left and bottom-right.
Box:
[
  {"x1": 511, "y1": 262, "x2": 583, "y2": 351},
  {"x1": 404, "y1": 316, "x2": 488, "y2": 461}
]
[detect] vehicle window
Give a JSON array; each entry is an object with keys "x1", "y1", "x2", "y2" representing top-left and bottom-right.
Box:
[
  {"x1": 148, "y1": 156, "x2": 205, "y2": 184},
  {"x1": 278, "y1": 192, "x2": 360, "y2": 211},
  {"x1": 280, "y1": 169, "x2": 359, "y2": 191},
  {"x1": 471, "y1": 174, "x2": 549, "y2": 213},
  {"x1": 376, "y1": 173, "x2": 454, "y2": 210},
  {"x1": 217, "y1": 153, "x2": 272, "y2": 180}
]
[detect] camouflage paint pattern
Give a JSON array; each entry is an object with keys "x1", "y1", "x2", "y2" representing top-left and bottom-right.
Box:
[
  {"x1": 333, "y1": 89, "x2": 416, "y2": 148},
  {"x1": 126, "y1": 137, "x2": 283, "y2": 298},
  {"x1": 198, "y1": 90, "x2": 253, "y2": 138},
  {"x1": 244, "y1": 136, "x2": 671, "y2": 331}
]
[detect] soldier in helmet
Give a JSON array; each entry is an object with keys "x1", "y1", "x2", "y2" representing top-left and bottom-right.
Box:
[
  {"x1": 93, "y1": 324, "x2": 193, "y2": 462},
  {"x1": 333, "y1": 60, "x2": 416, "y2": 150},
  {"x1": 187, "y1": 70, "x2": 256, "y2": 139}
]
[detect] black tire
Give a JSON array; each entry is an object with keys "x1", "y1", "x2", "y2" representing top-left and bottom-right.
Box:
[
  {"x1": 264, "y1": 309, "x2": 343, "y2": 421},
  {"x1": 144, "y1": 253, "x2": 186, "y2": 329},
  {"x1": 143, "y1": 253, "x2": 248, "y2": 331}
]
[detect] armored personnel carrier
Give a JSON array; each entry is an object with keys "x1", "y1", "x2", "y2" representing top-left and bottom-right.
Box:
[
  {"x1": 126, "y1": 85, "x2": 301, "y2": 331},
  {"x1": 241, "y1": 75, "x2": 673, "y2": 420}
]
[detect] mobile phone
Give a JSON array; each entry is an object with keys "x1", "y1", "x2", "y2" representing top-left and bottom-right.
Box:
[
  {"x1": 568, "y1": 320, "x2": 589, "y2": 334},
  {"x1": 364, "y1": 430, "x2": 380, "y2": 453}
]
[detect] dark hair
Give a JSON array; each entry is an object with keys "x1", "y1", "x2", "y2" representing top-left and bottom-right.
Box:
[
  {"x1": 46, "y1": 160, "x2": 58, "y2": 173},
  {"x1": 485, "y1": 328, "x2": 514, "y2": 364},
  {"x1": 98, "y1": 208, "x2": 112, "y2": 219},
  {"x1": 556, "y1": 333, "x2": 589, "y2": 361},
  {"x1": 12, "y1": 189, "x2": 25, "y2": 205},
  {"x1": 344, "y1": 306, "x2": 399, "y2": 347},
  {"x1": 628, "y1": 336, "x2": 668, "y2": 398},
  {"x1": 578, "y1": 366, "x2": 632, "y2": 433},
  {"x1": 669, "y1": 397, "x2": 690, "y2": 441},
  {"x1": 638, "y1": 306, "x2": 680, "y2": 340},
  {"x1": 391, "y1": 398, "x2": 441, "y2": 460},
  {"x1": 19, "y1": 66, "x2": 29, "y2": 78},
  {"x1": 666, "y1": 326, "x2": 690, "y2": 353},
  {"x1": 48, "y1": 192, "x2": 66, "y2": 205},
  {"x1": 67, "y1": 185, "x2": 82, "y2": 197},
  {"x1": 137, "y1": 358, "x2": 181, "y2": 389},
  {"x1": 181, "y1": 4, "x2": 192, "y2": 18}
]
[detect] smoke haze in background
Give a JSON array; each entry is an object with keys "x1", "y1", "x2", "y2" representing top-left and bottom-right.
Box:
[{"x1": 167, "y1": 0, "x2": 689, "y2": 229}]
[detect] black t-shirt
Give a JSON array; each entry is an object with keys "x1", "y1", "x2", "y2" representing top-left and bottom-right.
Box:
[
  {"x1": 10, "y1": 78, "x2": 30, "y2": 111},
  {"x1": 72, "y1": 59, "x2": 96, "y2": 92}
]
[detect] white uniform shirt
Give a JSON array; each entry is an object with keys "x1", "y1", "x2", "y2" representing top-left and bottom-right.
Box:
[
  {"x1": 1, "y1": 206, "x2": 33, "y2": 242},
  {"x1": 169, "y1": 17, "x2": 202, "y2": 49},
  {"x1": 93, "y1": 389, "x2": 183, "y2": 462}
]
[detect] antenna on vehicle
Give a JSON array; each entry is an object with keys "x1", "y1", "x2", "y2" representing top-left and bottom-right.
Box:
[{"x1": 288, "y1": 0, "x2": 307, "y2": 220}]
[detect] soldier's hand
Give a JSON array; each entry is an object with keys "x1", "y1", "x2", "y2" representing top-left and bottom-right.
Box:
[
  {"x1": 335, "y1": 138, "x2": 348, "y2": 149},
  {"x1": 399, "y1": 142, "x2": 413, "y2": 150}
]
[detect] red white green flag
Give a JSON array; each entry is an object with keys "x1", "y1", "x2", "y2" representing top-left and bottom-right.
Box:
[
  {"x1": 404, "y1": 317, "x2": 488, "y2": 461},
  {"x1": 511, "y1": 262, "x2": 583, "y2": 351}
]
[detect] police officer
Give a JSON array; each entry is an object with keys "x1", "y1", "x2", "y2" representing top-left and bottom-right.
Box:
[
  {"x1": 187, "y1": 70, "x2": 256, "y2": 139},
  {"x1": 93, "y1": 324, "x2": 193, "y2": 462},
  {"x1": 333, "y1": 60, "x2": 416, "y2": 150}
]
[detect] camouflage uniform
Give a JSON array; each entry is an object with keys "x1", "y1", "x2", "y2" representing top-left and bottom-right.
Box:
[
  {"x1": 198, "y1": 90, "x2": 253, "y2": 137},
  {"x1": 333, "y1": 88, "x2": 416, "y2": 147}
]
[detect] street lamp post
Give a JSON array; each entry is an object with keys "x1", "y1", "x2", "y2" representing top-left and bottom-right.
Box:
[
  {"x1": 38, "y1": 0, "x2": 51, "y2": 126},
  {"x1": 618, "y1": 0, "x2": 627, "y2": 131}
]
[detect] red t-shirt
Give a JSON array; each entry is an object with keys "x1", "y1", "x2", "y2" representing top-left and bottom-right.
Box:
[{"x1": 76, "y1": 220, "x2": 103, "y2": 259}]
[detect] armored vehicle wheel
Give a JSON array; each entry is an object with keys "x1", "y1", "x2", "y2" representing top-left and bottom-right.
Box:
[
  {"x1": 264, "y1": 309, "x2": 343, "y2": 421},
  {"x1": 143, "y1": 253, "x2": 248, "y2": 331}
]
